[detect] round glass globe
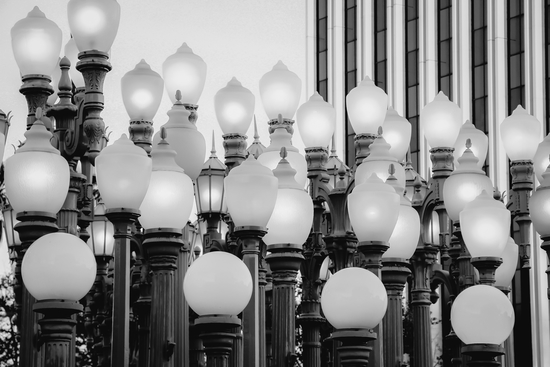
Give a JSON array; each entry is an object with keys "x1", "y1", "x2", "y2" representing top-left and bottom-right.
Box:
[
  {"x1": 68, "y1": 0, "x2": 121, "y2": 52},
  {"x1": 259, "y1": 61, "x2": 302, "y2": 120},
  {"x1": 494, "y1": 237, "x2": 519, "y2": 288},
  {"x1": 215, "y1": 77, "x2": 255, "y2": 135},
  {"x1": 421, "y1": 92, "x2": 463, "y2": 148},
  {"x1": 321, "y1": 267, "x2": 387, "y2": 329},
  {"x1": 296, "y1": 92, "x2": 336, "y2": 148},
  {"x1": 22, "y1": 232, "x2": 96, "y2": 301},
  {"x1": 500, "y1": 105, "x2": 541, "y2": 161},
  {"x1": 183, "y1": 251, "x2": 252, "y2": 316},
  {"x1": 451, "y1": 284, "x2": 514, "y2": 345}
]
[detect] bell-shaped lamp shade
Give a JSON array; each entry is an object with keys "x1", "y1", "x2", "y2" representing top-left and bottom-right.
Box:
[
  {"x1": 451, "y1": 284, "x2": 514, "y2": 345},
  {"x1": 162, "y1": 43, "x2": 207, "y2": 105},
  {"x1": 348, "y1": 174, "x2": 400, "y2": 242},
  {"x1": 355, "y1": 134, "x2": 406, "y2": 187},
  {"x1": 64, "y1": 38, "x2": 85, "y2": 88},
  {"x1": 258, "y1": 129, "x2": 308, "y2": 187},
  {"x1": 500, "y1": 106, "x2": 541, "y2": 161},
  {"x1": 11, "y1": 7, "x2": 62, "y2": 77},
  {"x1": 494, "y1": 238, "x2": 519, "y2": 288},
  {"x1": 296, "y1": 92, "x2": 336, "y2": 148},
  {"x1": 87, "y1": 202, "x2": 115, "y2": 256},
  {"x1": 47, "y1": 58, "x2": 62, "y2": 106},
  {"x1": 95, "y1": 134, "x2": 152, "y2": 210},
  {"x1": 443, "y1": 144, "x2": 494, "y2": 221},
  {"x1": 184, "y1": 251, "x2": 252, "y2": 316},
  {"x1": 152, "y1": 100, "x2": 206, "y2": 180},
  {"x1": 421, "y1": 92, "x2": 463, "y2": 148},
  {"x1": 22, "y1": 232, "x2": 96, "y2": 301},
  {"x1": 382, "y1": 107, "x2": 411, "y2": 162},
  {"x1": 321, "y1": 267, "x2": 387, "y2": 329},
  {"x1": 263, "y1": 153, "x2": 314, "y2": 246},
  {"x1": 67, "y1": 0, "x2": 121, "y2": 52},
  {"x1": 121, "y1": 59, "x2": 164, "y2": 122},
  {"x1": 453, "y1": 120, "x2": 488, "y2": 169},
  {"x1": 224, "y1": 155, "x2": 278, "y2": 228},
  {"x1": 259, "y1": 60, "x2": 302, "y2": 120},
  {"x1": 533, "y1": 133, "x2": 550, "y2": 183},
  {"x1": 139, "y1": 135, "x2": 194, "y2": 229},
  {"x1": 215, "y1": 77, "x2": 255, "y2": 135},
  {"x1": 5, "y1": 120, "x2": 70, "y2": 215},
  {"x1": 530, "y1": 168, "x2": 550, "y2": 237},
  {"x1": 459, "y1": 191, "x2": 510, "y2": 258},
  {"x1": 383, "y1": 182, "x2": 420, "y2": 260},
  {"x1": 346, "y1": 76, "x2": 388, "y2": 135}
]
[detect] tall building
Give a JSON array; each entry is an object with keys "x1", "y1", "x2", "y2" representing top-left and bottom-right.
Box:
[{"x1": 306, "y1": 1, "x2": 550, "y2": 366}]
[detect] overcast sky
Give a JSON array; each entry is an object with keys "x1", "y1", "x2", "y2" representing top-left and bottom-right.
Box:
[{"x1": 0, "y1": 0, "x2": 307, "y2": 274}]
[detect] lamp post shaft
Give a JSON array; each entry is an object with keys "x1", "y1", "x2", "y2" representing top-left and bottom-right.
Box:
[
  {"x1": 176, "y1": 244, "x2": 190, "y2": 367},
  {"x1": 510, "y1": 160, "x2": 534, "y2": 269},
  {"x1": 106, "y1": 208, "x2": 140, "y2": 367},
  {"x1": 19, "y1": 74, "x2": 53, "y2": 129}
]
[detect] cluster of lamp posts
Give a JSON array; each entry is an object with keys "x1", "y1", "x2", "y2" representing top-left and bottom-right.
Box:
[{"x1": 6, "y1": 1, "x2": 550, "y2": 367}]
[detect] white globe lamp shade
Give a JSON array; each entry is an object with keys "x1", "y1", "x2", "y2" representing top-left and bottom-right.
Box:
[
  {"x1": 95, "y1": 134, "x2": 152, "y2": 210},
  {"x1": 348, "y1": 174, "x2": 400, "y2": 242},
  {"x1": 421, "y1": 92, "x2": 463, "y2": 148},
  {"x1": 162, "y1": 43, "x2": 207, "y2": 105},
  {"x1": 121, "y1": 59, "x2": 164, "y2": 122},
  {"x1": 11, "y1": 7, "x2": 62, "y2": 77},
  {"x1": 459, "y1": 191, "x2": 510, "y2": 258},
  {"x1": 22, "y1": 232, "x2": 96, "y2": 301},
  {"x1": 346, "y1": 76, "x2": 388, "y2": 135},
  {"x1": 296, "y1": 92, "x2": 336, "y2": 148},
  {"x1": 494, "y1": 238, "x2": 519, "y2": 288},
  {"x1": 453, "y1": 120, "x2": 488, "y2": 169},
  {"x1": 500, "y1": 106, "x2": 541, "y2": 161},
  {"x1": 184, "y1": 251, "x2": 252, "y2": 316},
  {"x1": 224, "y1": 155, "x2": 278, "y2": 228},
  {"x1": 321, "y1": 267, "x2": 387, "y2": 329},
  {"x1": 215, "y1": 77, "x2": 255, "y2": 135},
  {"x1": 5, "y1": 120, "x2": 70, "y2": 215},
  {"x1": 451, "y1": 285, "x2": 514, "y2": 345},
  {"x1": 259, "y1": 60, "x2": 302, "y2": 120},
  {"x1": 383, "y1": 189, "x2": 420, "y2": 260},
  {"x1": 533, "y1": 133, "x2": 550, "y2": 183},
  {"x1": 68, "y1": 0, "x2": 120, "y2": 52},
  {"x1": 382, "y1": 107, "x2": 411, "y2": 162},
  {"x1": 530, "y1": 169, "x2": 550, "y2": 237}
]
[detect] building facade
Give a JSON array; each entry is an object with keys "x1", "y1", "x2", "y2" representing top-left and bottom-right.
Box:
[{"x1": 305, "y1": 0, "x2": 550, "y2": 366}]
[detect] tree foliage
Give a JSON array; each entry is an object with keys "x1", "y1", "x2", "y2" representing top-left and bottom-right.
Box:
[{"x1": 0, "y1": 273, "x2": 19, "y2": 367}]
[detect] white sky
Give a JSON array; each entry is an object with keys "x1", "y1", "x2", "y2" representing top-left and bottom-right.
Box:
[{"x1": 0, "y1": 0, "x2": 307, "y2": 274}]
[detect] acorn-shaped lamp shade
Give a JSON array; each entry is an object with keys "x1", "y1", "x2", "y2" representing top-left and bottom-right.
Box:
[
  {"x1": 494, "y1": 237, "x2": 519, "y2": 288},
  {"x1": 421, "y1": 92, "x2": 463, "y2": 148},
  {"x1": 533, "y1": 133, "x2": 550, "y2": 183},
  {"x1": 530, "y1": 168, "x2": 550, "y2": 237},
  {"x1": 453, "y1": 120, "x2": 488, "y2": 169},
  {"x1": 382, "y1": 107, "x2": 411, "y2": 162},
  {"x1": 215, "y1": 77, "x2": 255, "y2": 135},
  {"x1": 68, "y1": 0, "x2": 121, "y2": 52},
  {"x1": 259, "y1": 60, "x2": 302, "y2": 120},
  {"x1": 346, "y1": 76, "x2": 388, "y2": 135},
  {"x1": 121, "y1": 59, "x2": 164, "y2": 122},
  {"x1": 296, "y1": 92, "x2": 336, "y2": 148},
  {"x1": 500, "y1": 106, "x2": 541, "y2": 161}
]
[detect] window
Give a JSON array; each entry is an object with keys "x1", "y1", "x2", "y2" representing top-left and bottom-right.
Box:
[
  {"x1": 345, "y1": 0, "x2": 358, "y2": 167},
  {"x1": 438, "y1": 0, "x2": 453, "y2": 98},
  {"x1": 405, "y1": 0, "x2": 419, "y2": 170},
  {"x1": 316, "y1": 0, "x2": 328, "y2": 101}
]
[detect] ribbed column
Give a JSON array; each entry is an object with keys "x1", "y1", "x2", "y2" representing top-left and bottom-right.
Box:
[
  {"x1": 461, "y1": 344, "x2": 504, "y2": 367},
  {"x1": 299, "y1": 278, "x2": 323, "y2": 367},
  {"x1": 258, "y1": 253, "x2": 267, "y2": 367},
  {"x1": 332, "y1": 329, "x2": 376, "y2": 367},
  {"x1": 175, "y1": 243, "x2": 190, "y2": 367},
  {"x1": 196, "y1": 315, "x2": 241, "y2": 367}
]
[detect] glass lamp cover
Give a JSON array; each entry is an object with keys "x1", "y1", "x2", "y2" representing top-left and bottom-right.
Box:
[
  {"x1": 263, "y1": 154, "x2": 314, "y2": 246},
  {"x1": 224, "y1": 155, "x2": 278, "y2": 228},
  {"x1": 533, "y1": 133, "x2": 550, "y2": 183},
  {"x1": 494, "y1": 237, "x2": 519, "y2": 288},
  {"x1": 195, "y1": 140, "x2": 227, "y2": 215},
  {"x1": 451, "y1": 284, "x2": 514, "y2": 344},
  {"x1": 184, "y1": 251, "x2": 252, "y2": 316},
  {"x1": 346, "y1": 76, "x2": 388, "y2": 135},
  {"x1": 5, "y1": 120, "x2": 69, "y2": 214},
  {"x1": 87, "y1": 203, "x2": 115, "y2": 256},
  {"x1": 22, "y1": 232, "x2": 96, "y2": 301},
  {"x1": 11, "y1": 7, "x2": 62, "y2": 77},
  {"x1": 459, "y1": 191, "x2": 510, "y2": 258},
  {"x1": 421, "y1": 92, "x2": 463, "y2": 148},
  {"x1": 296, "y1": 92, "x2": 336, "y2": 148},
  {"x1": 153, "y1": 102, "x2": 206, "y2": 180},
  {"x1": 443, "y1": 146, "x2": 494, "y2": 221},
  {"x1": 2, "y1": 208, "x2": 21, "y2": 248},
  {"x1": 68, "y1": 0, "x2": 120, "y2": 52},
  {"x1": 453, "y1": 120, "x2": 488, "y2": 169},
  {"x1": 321, "y1": 267, "x2": 387, "y2": 329},
  {"x1": 162, "y1": 43, "x2": 207, "y2": 105},
  {"x1": 500, "y1": 106, "x2": 541, "y2": 161},
  {"x1": 64, "y1": 38, "x2": 85, "y2": 88},
  {"x1": 258, "y1": 129, "x2": 307, "y2": 187},
  {"x1": 355, "y1": 135, "x2": 406, "y2": 187},
  {"x1": 215, "y1": 77, "x2": 255, "y2": 135},
  {"x1": 139, "y1": 137, "x2": 194, "y2": 230},
  {"x1": 259, "y1": 60, "x2": 302, "y2": 120},
  {"x1": 382, "y1": 107, "x2": 411, "y2": 162},
  {"x1": 530, "y1": 169, "x2": 550, "y2": 237},
  {"x1": 95, "y1": 134, "x2": 152, "y2": 210},
  {"x1": 121, "y1": 59, "x2": 164, "y2": 121},
  {"x1": 348, "y1": 174, "x2": 400, "y2": 242}
]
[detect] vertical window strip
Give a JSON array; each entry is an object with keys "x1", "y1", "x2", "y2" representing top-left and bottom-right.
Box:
[
  {"x1": 507, "y1": 0, "x2": 525, "y2": 114},
  {"x1": 316, "y1": 0, "x2": 329, "y2": 101},
  {"x1": 405, "y1": 0, "x2": 420, "y2": 171},
  {"x1": 374, "y1": 0, "x2": 388, "y2": 92},
  {"x1": 437, "y1": 0, "x2": 453, "y2": 99},
  {"x1": 345, "y1": 0, "x2": 358, "y2": 167},
  {"x1": 546, "y1": 0, "x2": 550, "y2": 134}
]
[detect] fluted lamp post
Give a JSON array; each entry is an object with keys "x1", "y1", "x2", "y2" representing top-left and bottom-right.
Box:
[
  {"x1": 224, "y1": 155, "x2": 278, "y2": 367},
  {"x1": 95, "y1": 134, "x2": 152, "y2": 367},
  {"x1": 450, "y1": 285, "x2": 515, "y2": 366},
  {"x1": 321, "y1": 267, "x2": 388, "y2": 366},
  {"x1": 264, "y1": 148, "x2": 313, "y2": 367},
  {"x1": 184, "y1": 252, "x2": 253, "y2": 367},
  {"x1": 21, "y1": 232, "x2": 96, "y2": 367}
]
